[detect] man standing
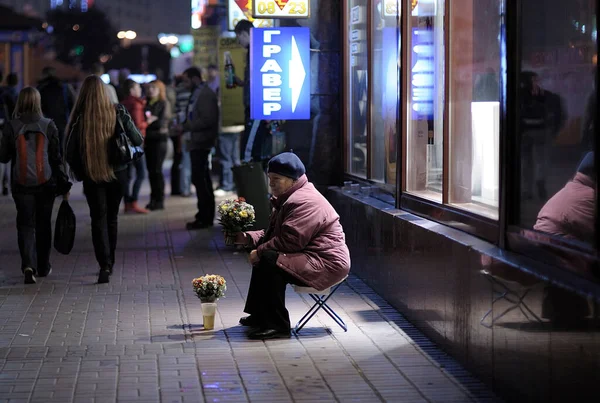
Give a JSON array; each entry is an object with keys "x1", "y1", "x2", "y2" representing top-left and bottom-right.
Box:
[
  {"x1": 180, "y1": 67, "x2": 219, "y2": 230},
  {"x1": 234, "y1": 19, "x2": 270, "y2": 162},
  {"x1": 37, "y1": 67, "x2": 75, "y2": 149}
]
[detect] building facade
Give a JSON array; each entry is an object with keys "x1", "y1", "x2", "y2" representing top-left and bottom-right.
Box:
[{"x1": 325, "y1": 0, "x2": 599, "y2": 401}]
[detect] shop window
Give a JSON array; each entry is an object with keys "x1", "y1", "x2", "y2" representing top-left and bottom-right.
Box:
[
  {"x1": 370, "y1": 1, "x2": 400, "y2": 185},
  {"x1": 516, "y1": 0, "x2": 597, "y2": 254},
  {"x1": 448, "y1": 0, "x2": 502, "y2": 219},
  {"x1": 405, "y1": 0, "x2": 445, "y2": 202},
  {"x1": 347, "y1": 0, "x2": 369, "y2": 177}
]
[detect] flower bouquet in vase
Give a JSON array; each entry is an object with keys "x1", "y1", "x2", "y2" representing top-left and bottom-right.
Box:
[
  {"x1": 192, "y1": 274, "x2": 227, "y2": 330},
  {"x1": 217, "y1": 197, "x2": 256, "y2": 245}
]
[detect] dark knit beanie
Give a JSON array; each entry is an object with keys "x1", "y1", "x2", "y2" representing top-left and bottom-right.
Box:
[
  {"x1": 267, "y1": 152, "x2": 306, "y2": 180},
  {"x1": 577, "y1": 152, "x2": 595, "y2": 179}
]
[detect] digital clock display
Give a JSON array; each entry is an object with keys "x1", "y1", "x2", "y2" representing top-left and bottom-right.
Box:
[{"x1": 252, "y1": 0, "x2": 309, "y2": 19}]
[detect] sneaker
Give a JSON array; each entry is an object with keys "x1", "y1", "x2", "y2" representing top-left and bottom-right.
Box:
[
  {"x1": 130, "y1": 201, "x2": 150, "y2": 214},
  {"x1": 37, "y1": 267, "x2": 52, "y2": 277},
  {"x1": 214, "y1": 189, "x2": 227, "y2": 197},
  {"x1": 24, "y1": 267, "x2": 36, "y2": 284},
  {"x1": 98, "y1": 269, "x2": 111, "y2": 284}
]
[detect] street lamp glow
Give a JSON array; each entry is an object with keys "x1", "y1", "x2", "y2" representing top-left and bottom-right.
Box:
[
  {"x1": 117, "y1": 31, "x2": 126, "y2": 39},
  {"x1": 167, "y1": 35, "x2": 178, "y2": 45},
  {"x1": 125, "y1": 30, "x2": 137, "y2": 40},
  {"x1": 159, "y1": 36, "x2": 169, "y2": 45}
]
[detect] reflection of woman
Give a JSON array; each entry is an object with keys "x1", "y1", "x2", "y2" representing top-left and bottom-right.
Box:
[
  {"x1": 534, "y1": 152, "x2": 595, "y2": 246},
  {"x1": 144, "y1": 80, "x2": 170, "y2": 210}
]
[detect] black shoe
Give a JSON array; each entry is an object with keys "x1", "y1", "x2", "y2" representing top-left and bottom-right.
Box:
[
  {"x1": 239, "y1": 316, "x2": 261, "y2": 327},
  {"x1": 248, "y1": 328, "x2": 291, "y2": 340},
  {"x1": 186, "y1": 221, "x2": 213, "y2": 230},
  {"x1": 24, "y1": 268, "x2": 36, "y2": 284},
  {"x1": 146, "y1": 201, "x2": 165, "y2": 211},
  {"x1": 98, "y1": 269, "x2": 111, "y2": 284},
  {"x1": 37, "y1": 267, "x2": 52, "y2": 277}
]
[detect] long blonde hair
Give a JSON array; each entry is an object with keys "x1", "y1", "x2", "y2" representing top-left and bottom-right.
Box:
[
  {"x1": 13, "y1": 87, "x2": 43, "y2": 118},
  {"x1": 66, "y1": 75, "x2": 116, "y2": 182}
]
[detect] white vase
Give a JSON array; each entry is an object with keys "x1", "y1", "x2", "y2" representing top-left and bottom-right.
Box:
[{"x1": 200, "y1": 302, "x2": 217, "y2": 330}]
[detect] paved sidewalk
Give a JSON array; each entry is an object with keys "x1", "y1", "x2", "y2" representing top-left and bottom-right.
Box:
[{"x1": 0, "y1": 183, "x2": 500, "y2": 403}]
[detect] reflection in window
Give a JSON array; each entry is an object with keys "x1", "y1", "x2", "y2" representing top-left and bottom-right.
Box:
[
  {"x1": 519, "y1": 0, "x2": 597, "y2": 253},
  {"x1": 371, "y1": 1, "x2": 399, "y2": 185},
  {"x1": 405, "y1": 0, "x2": 444, "y2": 201},
  {"x1": 448, "y1": 0, "x2": 502, "y2": 219},
  {"x1": 348, "y1": 0, "x2": 369, "y2": 177}
]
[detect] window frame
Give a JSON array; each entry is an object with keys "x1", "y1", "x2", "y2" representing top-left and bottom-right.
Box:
[{"x1": 342, "y1": 0, "x2": 401, "y2": 200}]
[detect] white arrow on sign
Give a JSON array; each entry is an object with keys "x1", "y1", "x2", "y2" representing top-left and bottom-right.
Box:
[{"x1": 289, "y1": 35, "x2": 306, "y2": 113}]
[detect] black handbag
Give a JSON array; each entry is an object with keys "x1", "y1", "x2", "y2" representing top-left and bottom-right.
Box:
[
  {"x1": 54, "y1": 200, "x2": 76, "y2": 255},
  {"x1": 109, "y1": 116, "x2": 144, "y2": 166}
]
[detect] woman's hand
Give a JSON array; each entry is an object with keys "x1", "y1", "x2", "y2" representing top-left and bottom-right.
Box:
[{"x1": 249, "y1": 249, "x2": 260, "y2": 265}]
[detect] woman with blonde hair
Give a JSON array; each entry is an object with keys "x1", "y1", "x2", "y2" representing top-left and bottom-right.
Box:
[
  {"x1": 66, "y1": 75, "x2": 143, "y2": 284},
  {"x1": 144, "y1": 79, "x2": 171, "y2": 210},
  {"x1": 0, "y1": 87, "x2": 71, "y2": 284}
]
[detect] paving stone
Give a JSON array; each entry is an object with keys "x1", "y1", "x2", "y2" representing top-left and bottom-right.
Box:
[{"x1": 0, "y1": 183, "x2": 499, "y2": 403}]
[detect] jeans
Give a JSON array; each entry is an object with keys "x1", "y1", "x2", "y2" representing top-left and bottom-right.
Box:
[
  {"x1": 0, "y1": 163, "x2": 10, "y2": 191},
  {"x1": 243, "y1": 256, "x2": 306, "y2": 331},
  {"x1": 240, "y1": 108, "x2": 270, "y2": 162},
  {"x1": 123, "y1": 156, "x2": 146, "y2": 203},
  {"x1": 190, "y1": 149, "x2": 215, "y2": 224},
  {"x1": 217, "y1": 133, "x2": 241, "y2": 191},
  {"x1": 84, "y1": 170, "x2": 126, "y2": 270},
  {"x1": 145, "y1": 139, "x2": 168, "y2": 203},
  {"x1": 13, "y1": 189, "x2": 55, "y2": 274},
  {"x1": 170, "y1": 135, "x2": 183, "y2": 195},
  {"x1": 180, "y1": 139, "x2": 192, "y2": 195}
]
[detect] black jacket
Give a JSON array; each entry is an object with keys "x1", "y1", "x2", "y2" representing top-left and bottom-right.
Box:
[
  {"x1": 66, "y1": 104, "x2": 143, "y2": 181},
  {"x1": 0, "y1": 113, "x2": 70, "y2": 195},
  {"x1": 183, "y1": 84, "x2": 219, "y2": 151},
  {"x1": 37, "y1": 76, "x2": 74, "y2": 133},
  {"x1": 145, "y1": 99, "x2": 169, "y2": 141}
]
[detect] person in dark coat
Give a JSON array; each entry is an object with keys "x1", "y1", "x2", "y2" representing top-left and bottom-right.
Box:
[
  {"x1": 37, "y1": 67, "x2": 75, "y2": 148},
  {"x1": 179, "y1": 67, "x2": 219, "y2": 230},
  {"x1": 230, "y1": 153, "x2": 351, "y2": 339}
]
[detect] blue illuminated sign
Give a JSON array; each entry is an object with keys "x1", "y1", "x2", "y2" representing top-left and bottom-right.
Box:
[
  {"x1": 250, "y1": 27, "x2": 311, "y2": 120},
  {"x1": 411, "y1": 27, "x2": 435, "y2": 119}
]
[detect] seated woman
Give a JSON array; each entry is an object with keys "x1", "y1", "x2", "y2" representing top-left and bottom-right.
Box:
[{"x1": 231, "y1": 152, "x2": 351, "y2": 339}]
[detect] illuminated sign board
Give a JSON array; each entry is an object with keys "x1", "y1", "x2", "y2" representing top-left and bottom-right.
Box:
[
  {"x1": 250, "y1": 28, "x2": 311, "y2": 120},
  {"x1": 382, "y1": 0, "x2": 399, "y2": 17},
  {"x1": 252, "y1": 0, "x2": 309, "y2": 18},
  {"x1": 228, "y1": 0, "x2": 274, "y2": 31},
  {"x1": 411, "y1": 27, "x2": 434, "y2": 119}
]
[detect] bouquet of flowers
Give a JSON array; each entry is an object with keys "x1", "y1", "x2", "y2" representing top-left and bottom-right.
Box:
[
  {"x1": 192, "y1": 274, "x2": 227, "y2": 302},
  {"x1": 217, "y1": 197, "x2": 256, "y2": 245}
]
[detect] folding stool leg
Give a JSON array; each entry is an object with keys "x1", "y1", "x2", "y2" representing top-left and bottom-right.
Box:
[{"x1": 294, "y1": 282, "x2": 347, "y2": 333}]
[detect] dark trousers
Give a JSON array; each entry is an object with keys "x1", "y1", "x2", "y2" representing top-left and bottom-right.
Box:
[
  {"x1": 217, "y1": 133, "x2": 241, "y2": 191},
  {"x1": 240, "y1": 108, "x2": 270, "y2": 162},
  {"x1": 170, "y1": 135, "x2": 183, "y2": 195},
  {"x1": 243, "y1": 258, "x2": 304, "y2": 331},
  {"x1": 123, "y1": 156, "x2": 146, "y2": 203},
  {"x1": 13, "y1": 190, "x2": 55, "y2": 274},
  {"x1": 145, "y1": 139, "x2": 168, "y2": 203},
  {"x1": 84, "y1": 170, "x2": 126, "y2": 270},
  {"x1": 190, "y1": 149, "x2": 215, "y2": 224}
]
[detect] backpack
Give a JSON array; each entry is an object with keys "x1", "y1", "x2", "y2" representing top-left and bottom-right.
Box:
[{"x1": 11, "y1": 118, "x2": 53, "y2": 187}]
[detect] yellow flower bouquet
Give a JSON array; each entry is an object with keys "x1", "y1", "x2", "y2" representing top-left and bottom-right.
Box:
[
  {"x1": 192, "y1": 274, "x2": 227, "y2": 303},
  {"x1": 217, "y1": 197, "x2": 256, "y2": 245}
]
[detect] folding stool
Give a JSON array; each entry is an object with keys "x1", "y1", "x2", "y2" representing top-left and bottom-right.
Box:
[{"x1": 293, "y1": 275, "x2": 348, "y2": 333}]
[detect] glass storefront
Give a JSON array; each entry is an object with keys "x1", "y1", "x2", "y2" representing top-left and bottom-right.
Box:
[{"x1": 343, "y1": 0, "x2": 599, "y2": 280}]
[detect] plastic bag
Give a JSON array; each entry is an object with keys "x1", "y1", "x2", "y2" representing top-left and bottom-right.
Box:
[{"x1": 54, "y1": 200, "x2": 76, "y2": 255}]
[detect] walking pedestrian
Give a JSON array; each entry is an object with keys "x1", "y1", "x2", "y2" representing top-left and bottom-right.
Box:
[
  {"x1": 0, "y1": 87, "x2": 71, "y2": 284},
  {"x1": 65, "y1": 75, "x2": 143, "y2": 283}
]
